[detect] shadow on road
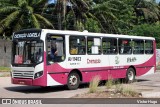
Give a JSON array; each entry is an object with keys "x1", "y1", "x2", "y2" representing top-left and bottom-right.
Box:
[
  {"x1": 4, "y1": 79, "x2": 151, "y2": 94},
  {"x1": 135, "y1": 79, "x2": 150, "y2": 82},
  {"x1": 5, "y1": 85, "x2": 67, "y2": 94},
  {"x1": 4, "y1": 83, "x2": 90, "y2": 94}
]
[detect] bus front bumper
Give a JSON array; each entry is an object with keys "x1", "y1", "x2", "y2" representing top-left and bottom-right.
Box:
[{"x1": 12, "y1": 78, "x2": 33, "y2": 85}]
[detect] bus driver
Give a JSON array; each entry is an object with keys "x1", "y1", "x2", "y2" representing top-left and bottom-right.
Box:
[{"x1": 50, "y1": 42, "x2": 58, "y2": 61}]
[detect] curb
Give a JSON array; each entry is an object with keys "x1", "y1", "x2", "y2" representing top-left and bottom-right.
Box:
[{"x1": 141, "y1": 92, "x2": 160, "y2": 98}]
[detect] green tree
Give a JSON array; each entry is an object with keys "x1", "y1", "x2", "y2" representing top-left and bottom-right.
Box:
[
  {"x1": 93, "y1": 0, "x2": 134, "y2": 34},
  {"x1": 0, "y1": 0, "x2": 54, "y2": 37},
  {"x1": 65, "y1": 0, "x2": 96, "y2": 31},
  {"x1": 48, "y1": 0, "x2": 100, "y2": 31},
  {"x1": 128, "y1": 24, "x2": 160, "y2": 48},
  {"x1": 84, "y1": 18, "x2": 101, "y2": 32},
  {"x1": 134, "y1": 0, "x2": 160, "y2": 24}
]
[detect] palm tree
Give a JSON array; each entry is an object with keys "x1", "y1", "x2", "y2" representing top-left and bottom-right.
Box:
[
  {"x1": 0, "y1": 0, "x2": 54, "y2": 36},
  {"x1": 66, "y1": 0, "x2": 93, "y2": 31},
  {"x1": 134, "y1": 0, "x2": 160, "y2": 24},
  {"x1": 51, "y1": 0, "x2": 98, "y2": 31},
  {"x1": 56, "y1": 0, "x2": 92, "y2": 30},
  {"x1": 93, "y1": 0, "x2": 134, "y2": 34},
  {"x1": 42, "y1": 0, "x2": 118, "y2": 32}
]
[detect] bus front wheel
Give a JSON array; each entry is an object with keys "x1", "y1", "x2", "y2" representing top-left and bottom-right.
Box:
[
  {"x1": 67, "y1": 72, "x2": 80, "y2": 90},
  {"x1": 125, "y1": 68, "x2": 135, "y2": 83}
]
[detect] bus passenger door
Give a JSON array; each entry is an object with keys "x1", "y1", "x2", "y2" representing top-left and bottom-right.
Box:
[{"x1": 46, "y1": 34, "x2": 66, "y2": 86}]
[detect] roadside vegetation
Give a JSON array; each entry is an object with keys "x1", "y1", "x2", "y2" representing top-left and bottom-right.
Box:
[
  {"x1": 0, "y1": 67, "x2": 10, "y2": 72},
  {"x1": 105, "y1": 75, "x2": 114, "y2": 89},
  {"x1": 89, "y1": 75, "x2": 101, "y2": 93},
  {"x1": 0, "y1": 67, "x2": 11, "y2": 77},
  {"x1": 156, "y1": 66, "x2": 160, "y2": 70},
  {"x1": 74, "y1": 75, "x2": 141, "y2": 98}
]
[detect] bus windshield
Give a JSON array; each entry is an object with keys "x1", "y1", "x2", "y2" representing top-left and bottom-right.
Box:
[{"x1": 12, "y1": 40, "x2": 43, "y2": 65}]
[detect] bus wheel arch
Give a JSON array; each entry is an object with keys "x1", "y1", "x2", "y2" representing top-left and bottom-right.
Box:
[
  {"x1": 125, "y1": 66, "x2": 136, "y2": 83},
  {"x1": 129, "y1": 66, "x2": 136, "y2": 76},
  {"x1": 67, "y1": 69, "x2": 82, "y2": 90}
]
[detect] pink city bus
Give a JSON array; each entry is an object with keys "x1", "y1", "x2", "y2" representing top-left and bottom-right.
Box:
[{"x1": 11, "y1": 29, "x2": 156, "y2": 90}]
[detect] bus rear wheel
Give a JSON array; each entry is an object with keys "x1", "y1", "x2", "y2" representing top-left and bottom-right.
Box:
[
  {"x1": 67, "y1": 72, "x2": 80, "y2": 90},
  {"x1": 125, "y1": 68, "x2": 135, "y2": 83}
]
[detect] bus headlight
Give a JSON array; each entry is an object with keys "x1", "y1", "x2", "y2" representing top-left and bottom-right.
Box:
[{"x1": 34, "y1": 71, "x2": 43, "y2": 79}]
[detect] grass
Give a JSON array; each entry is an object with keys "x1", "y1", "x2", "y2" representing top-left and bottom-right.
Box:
[
  {"x1": 114, "y1": 82, "x2": 139, "y2": 97},
  {"x1": 156, "y1": 66, "x2": 160, "y2": 70},
  {"x1": 74, "y1": 75, "x2": 141, "y2": 98},
  {"x1": 89, "y1": 75, "x2": 101, "y2": 93},
  {"x1": 114, "y1": 81, "x2": 123, "y2": 93},
  {"x1": 75, "y1": 79, "x2": 140, "y2": 98},
  {"x1": 105, "y1": 76, "x2": 114, "y2": 89},
  {"x1": 88, "y1": 75, "x2": 138, "y2": 96},
  {"x1": 0, "y1": 67, "x2": 11, "y2": 72},
  {"x1": 121, "y1": 86, "x2": 138, "y2": 97}
]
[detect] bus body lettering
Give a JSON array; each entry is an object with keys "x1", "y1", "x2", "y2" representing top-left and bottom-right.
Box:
[
  {"x1": 87, "y1": 59, "x2": 101, "y2": 64},
  {"x1": 68, "y1": 57, "x2": 81, "y2": 61}
]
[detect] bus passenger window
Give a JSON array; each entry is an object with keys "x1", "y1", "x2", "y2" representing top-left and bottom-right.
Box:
[
  {"x1": 70, "y1": 46, "x2": 78, "y2": 54},
  {"x1": 118, "y1": 39, "x2": 132, "y2": 54},
  {"x1": 69, "y1": 36, "x2": 86, "y2": 55},
  {"x1": 87, "y1": 37, "x2": 101, "y2": 55},
  {"x1": 47, "y1": 35, "x2": 65, "y2": 64},
  {"x1": 133, "y1": 40, "x2": 144, "y2": 54},
  {"x1": 145, "y1": 40, "x2": 153, "y2": 54},
  {"x1": 102, "y1": 38, "x2": 117, "y2": 54}
]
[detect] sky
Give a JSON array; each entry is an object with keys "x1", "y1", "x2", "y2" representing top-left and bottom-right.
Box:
[
  {"x1": 156, "y1": 0, "x2": 160, "y2": 3},
  {"x1": 48, "y1": 0, "x2": 57, "y2": 4}
]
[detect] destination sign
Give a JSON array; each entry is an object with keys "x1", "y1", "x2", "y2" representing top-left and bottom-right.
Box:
[
  {"x1": 14, "y1": 33, "x2": 40, "y2": 39},
  {"x1": 13, "y1": 29, "x2": 41, "y2": 40}
]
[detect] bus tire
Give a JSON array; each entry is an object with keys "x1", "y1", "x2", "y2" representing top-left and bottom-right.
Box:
[
  {"x1": 125, "y1": 68, "x2": 135, "y2": 83},
  {"x1": 67, "y1": 72, "x2": 80, "y2": 90}
]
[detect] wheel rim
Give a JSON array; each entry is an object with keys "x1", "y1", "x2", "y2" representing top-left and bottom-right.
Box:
[
  {"x1": 128, "y1": 70, "x2": 134, "y2": 81},
  {"x1": 69, "y1": 75, "x2": 78, "y2": 86}
]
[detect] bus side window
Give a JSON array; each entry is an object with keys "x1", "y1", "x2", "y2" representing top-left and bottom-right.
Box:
[
  {"x1": 47, "y1": 35, "x2": 65, "y2": 64},
  {"x1": 69, "y1": 36, "x2": 86, "y2": 55},
  {"x1": 70, "y1": 46, "x2": 78, "y2": 54},
  {"x1": 102, "y1": 38, "x2": 117, "y2": 54},
  {"x1": 118, "y1": 39, "x2": 132, "y2": 54},
  {"x1": 145, "y1": 40, "x2": 153, "y2": 54},
  {"x1": 87, "y1": 40, "x2": 93, "y2": 54},
  {"x1": 133, "y1": 40, "x2": 144, "y2": 54},
  {"x1": 87, "y1": 37, "x2": 101, "y2": 55}
]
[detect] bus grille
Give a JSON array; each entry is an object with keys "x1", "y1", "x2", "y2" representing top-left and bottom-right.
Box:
[{"x1": 12, "y1": 71, "x2": 34, "y2": 79}]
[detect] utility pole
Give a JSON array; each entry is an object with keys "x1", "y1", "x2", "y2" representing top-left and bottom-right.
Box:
[
  {"x1": 57, "y1": 0, "x2": 67, "y2": 30},
  {"x1": 63, "y1": 0, "x2": 67, "y2": 30},
  {"x1": 57, "y1": 0, "x2": 62, "y2": 30}
]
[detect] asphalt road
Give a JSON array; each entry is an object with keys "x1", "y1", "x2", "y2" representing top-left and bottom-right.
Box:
[
  {"x1": 0, "y1": 72, "x2": 160, "y2": 98},
  {"x1": 0, "y1": 77, "x2": 89, "y2": 98},
  {"x1": 0, "y1": 71, "x2": 160, "y2": 107},
  {"x1": 132, "y1": 71, "x2": 160, "y2": 97}
]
